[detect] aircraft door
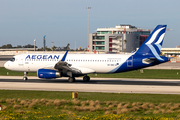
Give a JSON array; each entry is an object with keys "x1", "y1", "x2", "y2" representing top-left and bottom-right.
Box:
[
  {"x1": 127, "y1": 56, "x2": 133, "y2": 67},
  {"x1": 18, "y1": 55, "x2": 24, "y2": 66}
]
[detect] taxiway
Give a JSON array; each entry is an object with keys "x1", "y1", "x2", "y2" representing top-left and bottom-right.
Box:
[{"x1": 0, "y1": 76, "x2": 180, "y2": 94}]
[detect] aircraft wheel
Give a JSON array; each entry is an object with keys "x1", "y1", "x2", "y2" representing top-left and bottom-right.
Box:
[
  {"x1": 68, "y1": 77, "x2": 75, "y2": 83},
  {"x1": 23, "y1": 72, "x2": 28, "y2": 81},
  {"x1": 83, "y1": 76, "x2": 90, "y2": 82},
  {"x1": 23, "y1": 77, "x2": 28, "y2": 81}
]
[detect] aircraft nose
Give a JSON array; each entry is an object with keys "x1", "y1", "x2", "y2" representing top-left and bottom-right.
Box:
[{"x1": 4, "y1": 62, "x2": 9, "y2": 69}]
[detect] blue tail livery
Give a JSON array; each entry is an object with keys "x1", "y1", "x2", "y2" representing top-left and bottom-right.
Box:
[
  {"x1": 111, "y1": 25, "x2": 169, "y2": 73},
  {"x1": 135, "y1": 25, "x2": 166, "y2": 59}
]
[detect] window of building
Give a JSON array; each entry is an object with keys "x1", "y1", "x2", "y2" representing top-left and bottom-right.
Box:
[
  {"x1": 95, "y1": 36, "x2": 105, "y2": 40},
  {"x1": 96, "y1": 46, "x2": 105, "y2": 50},
  {"x1": 96, "y1": 41, "x2": 105, "y2": 45},
  {"x1": 108, "y1": 31, "x2": 112, "y2": 34},
  {"x1": 97, "y1": 31, "x2": 101, "y2": 34},
  {"x1": 101, "y1": 31, "x2": 108, "y2": 34}
]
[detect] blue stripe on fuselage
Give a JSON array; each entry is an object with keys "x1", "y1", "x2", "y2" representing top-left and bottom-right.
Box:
[{"x1": 108, "y1": 54, "x2": 169, "y2": 73}]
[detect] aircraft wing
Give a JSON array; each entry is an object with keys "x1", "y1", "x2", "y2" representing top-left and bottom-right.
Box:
[
  {"x1": 54, "y1": 50, "x2": 95, "y2": 74},
  {"x1": 54, "y1": 61, "x2": 80, "y2": 73},
  {"x1": 54, "y1": 50, "x2": 79, "y2": 73},
  {"x1": 55, "y1": 62, "x2": 95, "y2": 74}
]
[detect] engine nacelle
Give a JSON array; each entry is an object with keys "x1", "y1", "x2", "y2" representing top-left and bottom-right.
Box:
[{"x1": 37, "y1": 69, "x2": 61, "y2": 79}]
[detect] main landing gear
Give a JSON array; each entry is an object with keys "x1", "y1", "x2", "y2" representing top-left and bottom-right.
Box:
[
  {"x1": 68, "y1": 77, "x2": 75, "y2": 83},
  {"x1": 23, "y1": 72, "x2": 28, "y2": 81},
  {"x1": 68, "y1": 75, "x2": 90, "y2": 82},
  {"x1": 83, "y1": 75, "x2": 90, "y2": 82}
]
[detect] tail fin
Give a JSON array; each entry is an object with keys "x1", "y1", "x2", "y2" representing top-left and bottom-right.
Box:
[{"x1": 135, "y1": 25, "x2": 167, "y2": 59}]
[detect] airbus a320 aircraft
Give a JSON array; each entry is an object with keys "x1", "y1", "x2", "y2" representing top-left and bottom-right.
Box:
[{"x1": 4, "y1": 25, "x2": 169, "y2": 82}]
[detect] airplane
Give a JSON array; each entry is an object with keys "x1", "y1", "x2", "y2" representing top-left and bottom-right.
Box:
[{"x1": 4, "y1": 25, "x2": 169, "y2": 82}]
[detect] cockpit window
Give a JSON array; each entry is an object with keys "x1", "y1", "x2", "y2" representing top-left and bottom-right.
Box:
[{"x1": 10, "y1": 57, "x2": 15, "y2": 62}]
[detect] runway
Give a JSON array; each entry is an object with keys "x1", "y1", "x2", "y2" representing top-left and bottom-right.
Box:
[{"x1": 0, "y1": 76, "x2": 180, "y2": 94}]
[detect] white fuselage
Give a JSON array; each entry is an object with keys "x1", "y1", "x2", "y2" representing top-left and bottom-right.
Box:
[{"x1": 4, "y1": 53, "x2": 132, "y2": 74}]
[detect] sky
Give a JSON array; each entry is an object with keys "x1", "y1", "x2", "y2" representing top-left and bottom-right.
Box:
[{"x1": 0, "y1": 0, "x2": 179, "y2": 49}]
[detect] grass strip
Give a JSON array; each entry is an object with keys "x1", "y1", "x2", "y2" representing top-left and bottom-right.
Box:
[
  {"x1": 0, "y1": 90, "x2": 180, "y2": 103},
  {"x1": 0, "y1": 90, "x2": 180, "y2": 119},
  {"x1": 1, "y1": 67, "x2": 180, "y2": 79}
]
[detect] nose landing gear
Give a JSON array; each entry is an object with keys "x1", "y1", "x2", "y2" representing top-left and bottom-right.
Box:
[{"x1": 23, "y1": 72, "x2": 28, "y2": 81}]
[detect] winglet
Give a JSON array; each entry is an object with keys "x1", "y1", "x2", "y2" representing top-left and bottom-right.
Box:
[{"x1": 61, "y1": 50, "x2": 69, "y2": 61}]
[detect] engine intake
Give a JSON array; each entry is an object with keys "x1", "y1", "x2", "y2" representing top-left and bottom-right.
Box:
[{"x1": 37, "y1": 69, "x2": 61, "y2": 79}]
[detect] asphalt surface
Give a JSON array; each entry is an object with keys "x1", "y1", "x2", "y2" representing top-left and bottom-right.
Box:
[
  {"x1": 0, "y1": 76, "x2": 180, "y2": 94},
  {"x1": 0, "y1": 55, "x2": 13, "y2": 61},
  {"x1": 0, "y1": 77, "x2": 180, "y2": 86}
]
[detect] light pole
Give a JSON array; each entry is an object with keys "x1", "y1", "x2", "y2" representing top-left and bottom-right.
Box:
[
  {"x1": 86, "y1": 7, "x2": 91, "y2": 47},
  {"x1": 75, "y1": 41, "x2": 76, "y2": 51},
  {"x1": 43, "y1": 35, "x2": 46, "y2": 51},
  {"x1": 34, "y1": 39, "x2": 36, "y2": 51},
  {"x1": 52, "y1": 42, "x2": 54, "y2": 51}
]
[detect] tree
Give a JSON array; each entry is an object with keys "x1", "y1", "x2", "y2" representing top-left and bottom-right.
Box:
[
  {"x1": 16, "y1": 45, "x2": 22, "y2": 48},
  {"x1": 64, "y1": 43, "x2": 70, "y2": 51},
  {"x1": 23, "y1": 44, "x2": 34, "y2": 48},
  {"x1": 45, "y1": 47, "x2": 51, "y2": 51},
  {"x1": 6, "y1": 44, "x2": 12, "y2": 48},
  {"x1": 0, "y1": 44, "x2": 13, "y2": 48},
  {"x1": 52, "y1": 46, "x2": 57, "y2": 51},
  {"x1": 1, "y1": 45, "x2": 7, "y2": 48}
]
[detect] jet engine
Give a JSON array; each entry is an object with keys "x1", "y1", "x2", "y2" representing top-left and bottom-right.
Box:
[{"x1": 37, "y1": 69, "x2": 61, "y2": 79}]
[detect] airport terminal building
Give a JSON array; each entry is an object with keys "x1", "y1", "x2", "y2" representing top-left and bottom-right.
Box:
[{"x1": 88, "y1": 25, "x2": 150, "y2": 53}]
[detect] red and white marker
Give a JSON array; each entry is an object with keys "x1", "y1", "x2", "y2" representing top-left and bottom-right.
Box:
[{"x1": 0, "y1": 105, "x2": 1, "y2": 111}]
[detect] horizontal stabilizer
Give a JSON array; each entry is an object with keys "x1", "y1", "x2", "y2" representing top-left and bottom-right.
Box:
[{"x1": 142, "y1": 57, "x2": 159, "y2": 64}]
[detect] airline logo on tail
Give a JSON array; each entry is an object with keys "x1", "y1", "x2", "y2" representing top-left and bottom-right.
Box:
[
  {"x1": 135, "y1": 25, "x2": 167, "y2": 61},
  {"x1": 145, "y1": 26, "x2": 166, "y2": 61}
]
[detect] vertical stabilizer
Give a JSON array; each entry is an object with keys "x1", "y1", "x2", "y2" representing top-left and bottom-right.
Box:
[{"x1": 135, "y1": 25, "x2": 167, "y2": 60}]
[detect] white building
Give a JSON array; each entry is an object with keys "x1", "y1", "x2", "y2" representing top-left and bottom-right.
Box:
[{"x1": 88, "y1": 24, "x2": 150, "y2": 53}]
